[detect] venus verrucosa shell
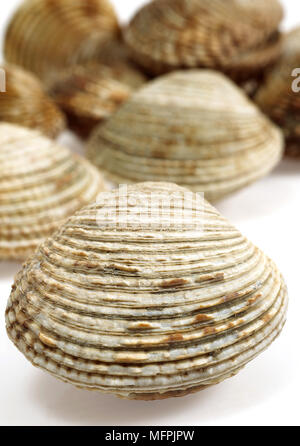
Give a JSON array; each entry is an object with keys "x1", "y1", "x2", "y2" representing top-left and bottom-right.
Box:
[
  {"x1": 0, "y1": 123, "x2": 105, "y2": 260},
  {"x1": 5, "y1": 182, "x2": 288, "y2": 400},
  {"x1": 48, "y1": 63, "x2": 146, "y2": 138},
  {"x1": 0, "y1": 64, "x2": 65, "y2": 138},
  {"x1": 4, "y1": 0, "x2": 120, "y2": 82},
  {"x1": 124, "y1": 0, "x2": 283, "y2": 81},
  {"x1": 255, "y1": 27, "x2": 300, "y2": 157},
  {"x1": 87, "y1": 70, "x2": 283, "y2": 202}
]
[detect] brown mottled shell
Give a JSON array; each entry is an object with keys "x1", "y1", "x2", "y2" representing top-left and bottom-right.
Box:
[
  {"x1": 255, "y1": 27, "x2": 300, "y2": 157},
  {"x1": 124, "y1": 0, "x2": 283, "y2": 80},
  {"x1": 4, "y1": 0, "x2": 120, "y2": 81},
  {"x1": 0, "y1": 123, "x2": 105, "y2": 260},
  {"x1": 47, "y1": 63, "x2": 147, "y2": 138},
  {"x1": 87, "y1": 70, "x2": 283, "y2": 202},
  {"x1": 0, "y1": 64, "x2": 65, "y2": 138},
  {"x1": 5, "y1": 182, "x2": 288, "y2": 400}
]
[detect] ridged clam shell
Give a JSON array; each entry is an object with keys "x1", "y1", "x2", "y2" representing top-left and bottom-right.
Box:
[
  {"x1": 0, "y1": 123, "x2": 105, "y2": 260},
  {"x1": 87, "y1": 70, "x2": 283, "y2": 202},
  {"x1": 124, "y1": 0, "x2": 283, "y2": 79},
  {"x1": 48, "y1": 63, "x2": 147, "y2": 138},
  {"x1": 5, "y1": 182, "x2": 288, "y2": 400},
  {"x1": 255, "y1": 27, "x2": 300, "y2": 157},
  {"x1": 4, "y1": 0, "x2": 120, "y2": 81},
  {"x1": 0, "y1": 64, "x2": 65, "y2": 138}
]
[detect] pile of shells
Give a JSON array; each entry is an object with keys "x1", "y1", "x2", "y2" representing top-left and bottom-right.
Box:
[
  {"x1": 4, "y1": 0, "x2": 120, "y2": 82},
  {"x1": 0, "y1": 64, "x2": 65, "y2": 138},
  {"x1": 0, "y1": 123, "x2": 105, "y2": 261},
  {"x1": 124, "y1": 0, "x2": 284, "y2": 80},
  {"x1": 5, "y1": 182, "x2": 288, "y2": 400},
  {"x1": 48, "y1": 62, "x2": 146, "y2": 138},
  {"x1": 87, "y1": 70, "x2": 283, "y2": 202},
  {"x1": 255, "y1": 27, "x2": 300, "y2": 157}
]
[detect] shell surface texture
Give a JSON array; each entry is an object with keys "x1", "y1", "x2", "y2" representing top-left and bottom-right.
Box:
[
  {"x1": 48, "y1": 62, "x2": 147, "y2": 138},
  {"x1": 96, "y1": 34, "x2": 143, "y2": 69},
  {"x1": 0, "y1": 64, "x2": 66, "y2": 138},
  {"x1": 255, "y1": 27, "x2": 300, "y2": 157},
  {"x1": 4, "y1": 0, "x2": 120, "y2": 81},
  {"x1": 124, "y1": 0, "x2": 283, "y2": 79},
  {"x1": 0, "y1": 123, "x2": 105, "y2": 261},
  {"x1": 87, "y1": 70, "x2": 283, "y2": 202},
  {"x1": 5, "y1": 182, "x2": 288, "y2": 400}
]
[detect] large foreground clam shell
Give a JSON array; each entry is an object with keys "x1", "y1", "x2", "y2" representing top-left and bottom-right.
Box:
[
  {"x1": 0, "y1": 123, "x2": 105, "y2": 260},
  {"x1": 48, "y1": 63, "x2": 147, "y2": 138},
  {"x1": 124, "y1": 0, "x2": 283, "y2": 79},
  {"x1": 4, "y1": 0, "x2": 120, "y2": 81},
  {"x1": 255, "y1": 27, "x2": 300, "y2": 157},
  {"x1": 0, "y1": 64, "x2": 65, "y2": 138},
  {"x1": 87, "y1": 70, "x2": 283, "y2": 202},
  {"x1": 5, "y1": 182, "x2": 288, "y2": 400}
]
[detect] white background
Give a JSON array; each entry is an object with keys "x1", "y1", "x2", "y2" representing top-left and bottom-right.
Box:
[{"x1": 0, "y1": 0, "x2": 299, "y2": 426}]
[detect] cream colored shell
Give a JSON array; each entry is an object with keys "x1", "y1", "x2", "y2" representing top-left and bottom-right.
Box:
[
  {"x1": 6, "y1": 182, "x2": 288, "y2": 400},
  {"x1": 0, "y1": 123, "x2": 105, "y2": 260},
  {"x1": 124, "y1": 0, "x2": 283, "y2": 79},
  {"x1": 87, "y1": 70, "x2": 283, "y2": 202},
  {"x1": 4, "y1": 0, "x2": 120, "y2": 81},
  {"x1": 0, "y1": 64, "x2": 65, "y2": 138},
  {"x1": 255, "y1": 27, "x2": 300, "y2": 157}
]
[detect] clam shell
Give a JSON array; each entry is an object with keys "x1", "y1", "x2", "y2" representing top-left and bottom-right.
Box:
[
  {"x1": 0, "y1": 123, "x2": 105, "y2": 260},
  {"x1": 87, "y1": 70, "x2": 283, "y2": 202},
  {"x1": 48, "y1": 63, "x2": 147, "y2": 138},
  {"x1": 124, "y1": 0, "x2": 283, "y2": 79},
  {"x1": 5, "y1": 182, "x2": 288, "y2": 400},
  {"x1": 4, "y1": 0, "x2": 120, "y2": 81},
  {"x1": 255, "y1": 27, "x2": 300, "y2": 157},
  {"x1": 0, "y1": 64, "x2": 65, "y2": 138}
]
